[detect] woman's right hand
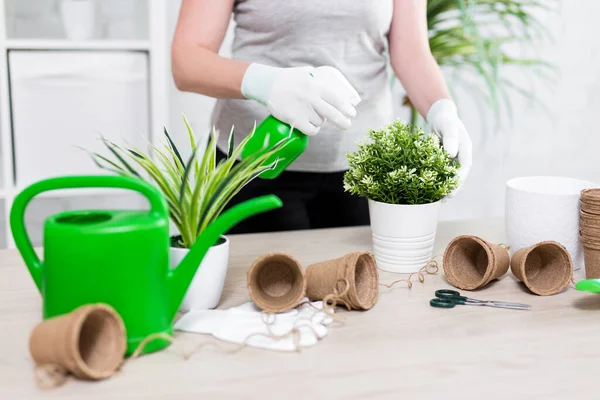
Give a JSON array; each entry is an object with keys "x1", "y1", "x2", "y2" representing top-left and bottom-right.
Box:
[{"x1": 241, "y1": 64, "x2": 361, "y2": 136}]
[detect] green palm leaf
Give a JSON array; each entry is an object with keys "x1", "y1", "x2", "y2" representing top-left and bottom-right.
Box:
[
  {"x1": 403, "y1": 0, "x2": 556, "y2": 126},
  {"x1": 163, "y1": 127, "x2": 185, "y2": 172}
]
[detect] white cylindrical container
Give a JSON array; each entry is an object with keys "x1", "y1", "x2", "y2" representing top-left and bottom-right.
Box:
[
  {"x1": 169, "y1": 236, "x2": 230, "y2": 311},
  {"x1": 505, "y1": 176, "x2": 599, "y2": 271},
  {"x1": 60, "y1": 0, "x2": 97, "y2": 40},
  {"x1": 368, "y1": 199, "x2": 441, "y2": 273}
]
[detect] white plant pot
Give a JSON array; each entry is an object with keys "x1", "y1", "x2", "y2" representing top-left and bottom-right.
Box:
[
  {"x1": 60, "y1": 0, "x2": 97, "y2": 40},
  {"x1": 169, "y1": 236, "x2": 230, "y2": 311},
  {"x1": 506, "y1": 176, "x2": 599, "y2": 271},
  {"x1": 368, "y1": 199, "x2": 441, "y2": 273}
]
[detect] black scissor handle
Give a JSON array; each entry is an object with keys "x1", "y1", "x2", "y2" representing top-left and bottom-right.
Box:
[
  {"x1": 435, "y1": 289, "x2": 468, "y2": 304},
  {"x1": 430, "y1": 297, "x2": 455, "y2": 308},
  {"x1": 435, "y1": 289, "x2": 460, "y2": 298}
]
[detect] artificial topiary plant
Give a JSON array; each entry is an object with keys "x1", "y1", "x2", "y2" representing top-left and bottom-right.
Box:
[{"x1": 343, "y1": 118, "x2": 460, "y2": 205}]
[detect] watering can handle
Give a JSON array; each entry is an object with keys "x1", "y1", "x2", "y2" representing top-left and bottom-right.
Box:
[{"x1": 9, "y1": 175, "x2": 168, "y2": 292}]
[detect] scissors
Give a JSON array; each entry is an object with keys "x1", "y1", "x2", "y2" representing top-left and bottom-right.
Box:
[{"x1": 430, "y1": 289, "x2": 531, "y2": 311}]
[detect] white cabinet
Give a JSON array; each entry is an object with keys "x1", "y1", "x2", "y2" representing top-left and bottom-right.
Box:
[
  {"x1": 4, "y1": 0, "x2": 62, "y2": 39},
  {"x1": 4, "y1": 0, "x2": 149, "y2": 40},
  {"x1": 0, "y1": 0, "x2": 168, "y2": 248},
  {"x1": 9, "y1": 51, "x2": 150, "y2": 187}
]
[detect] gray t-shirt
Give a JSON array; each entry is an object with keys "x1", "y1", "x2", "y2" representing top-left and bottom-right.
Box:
[{"x1": 211, "y1": 0, "x2": 394, "y2": 172}]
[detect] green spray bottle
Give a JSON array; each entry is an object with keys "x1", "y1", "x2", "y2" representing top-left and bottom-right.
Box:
[{"x1": 241, "y1": 115, "x2": 308, "y2": 179}]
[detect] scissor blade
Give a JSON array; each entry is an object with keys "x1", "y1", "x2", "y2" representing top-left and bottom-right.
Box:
[
  {"x1": 483, "y1": 302, "x2": 531, "y2": 310},
  {"x1": 488, "y1": 300, "x2": 532, "y2": 308}
]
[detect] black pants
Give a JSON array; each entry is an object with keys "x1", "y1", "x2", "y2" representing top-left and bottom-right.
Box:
[{"x1": 216, "y1": 149, "x2": 370, "y2": 234}]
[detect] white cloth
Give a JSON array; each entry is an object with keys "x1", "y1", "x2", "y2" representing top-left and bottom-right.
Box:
[
  {"x1": 174, "y1": 298, "x2": 334, "y2": 352},
  {"x1": 426, "y1": 98, "x2": 473, "y2": 192},
  {"x1": 241, "y1": 63, "x2": 361, "y2": 136}
]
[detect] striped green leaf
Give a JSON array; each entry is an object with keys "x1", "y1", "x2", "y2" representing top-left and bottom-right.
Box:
[{"x1": 85, "y1": 113, "x2": 291, "y2": 248}]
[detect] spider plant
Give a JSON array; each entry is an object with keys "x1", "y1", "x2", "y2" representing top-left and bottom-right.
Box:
[
  {"x1": 404, "y1": 0, "x2": 557, "y2": 126},
  {"x1": 86, "y1": 114, "x2": 291, "y2": 249}
]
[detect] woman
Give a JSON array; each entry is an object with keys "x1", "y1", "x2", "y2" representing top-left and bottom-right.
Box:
[{"x1": 171, "y1": 0, "x2": 472, "y2": 234}]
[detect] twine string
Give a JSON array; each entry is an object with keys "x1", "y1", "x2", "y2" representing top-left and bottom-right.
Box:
[
  {"x1": 322, "y1": 278, "x2": 352, "y2": 311},
  {"x1": 293, "y1": 300, "x2": 345, "y2": 326},
  {"x1": 123, "y1": 332, "x2": 239, "y2": 363},
  {"x1": 261, "y1": 312, "x2": 277, "y2": 328},
  {"x1": 238, "y1": 315, "x2": 323, "y2": 352},
  {"x1": 35, "y1": 305, "x2": 338, "y2": 390},
  {"x1": 34, "y1": 364, "x2": 69, "y2": 390},
  {"x1": 33, "y1": 275, "x2": 350, "y2": 389},
  {"x1": 34, "y1": 330, "x2": 252, "y2": 390},
  {"x1": 214, "y1": 279, "x2": 350, "y2": 352},
  {"x1": 379, "y1": 255, "x2": 441, "y2": 290}
]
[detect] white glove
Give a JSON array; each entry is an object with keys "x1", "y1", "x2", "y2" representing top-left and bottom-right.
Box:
[
  {"x1": 174, "y1": 299, "x2": 334, "y2": 352},
  {"x1": 426, "y1": 99, "x2": 472, "y2": 191},
  {"x1": 241, "y1": 63, "x2": 361, "y2": 136}
]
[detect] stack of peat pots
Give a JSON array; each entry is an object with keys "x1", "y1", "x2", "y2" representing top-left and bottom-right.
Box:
[{"x1": 579, "y1": 189, "x2": 600, "y2": 279}]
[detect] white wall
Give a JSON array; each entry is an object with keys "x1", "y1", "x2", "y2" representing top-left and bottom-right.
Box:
[
  {"x1": 167, "y1": 0, "x2": 600, "y2": 222},
  {"x1": 439, "y1": 0, "x2": 600, "y2": 221}
]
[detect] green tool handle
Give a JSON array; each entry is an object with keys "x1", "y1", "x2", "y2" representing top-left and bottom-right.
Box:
[
  {"x1": 430, "y1": 298, "x2": 457, "y2": 308},
  {"x1": 10, "y1": 175, "x2": 168, "y2": 291}
]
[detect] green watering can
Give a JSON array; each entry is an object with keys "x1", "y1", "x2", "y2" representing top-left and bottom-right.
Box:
[{"x1": 10, "y1": 175, "x2": 282, "y2": 356}]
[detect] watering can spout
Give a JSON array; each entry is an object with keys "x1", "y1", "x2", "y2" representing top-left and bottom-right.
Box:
[{"x1": 166, "y1": 194, "x2": 282, "y2": 320}]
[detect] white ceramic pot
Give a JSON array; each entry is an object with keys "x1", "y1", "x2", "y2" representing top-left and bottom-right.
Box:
[
  {"x1": 505, "y1": 176, "x2": 599, "y2": 271},
  {"x1": 368, "y1": 199, "x2": 441, "y2": 273},
  {"x1": 169, "y1": 236, "x2": 230, "y2": 311},
  {"x1": 60, "y1": 0, "x2": 97, "y2": 40}
]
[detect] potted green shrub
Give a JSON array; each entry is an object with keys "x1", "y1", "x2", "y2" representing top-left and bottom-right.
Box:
[
  {"x1": 87, "y1": 114, "x2": 289, "y2": 310},
  {"x1": 344, "y1": 118, "x2": 460, "y2": 273}
]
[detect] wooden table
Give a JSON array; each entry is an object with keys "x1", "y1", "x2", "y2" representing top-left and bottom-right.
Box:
[{"x1": 1, "y1": 218, "x2": 599, "y2": 399}]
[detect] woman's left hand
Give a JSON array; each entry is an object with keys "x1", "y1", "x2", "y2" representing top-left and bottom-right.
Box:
[{"x1": 426, "y1": 99, "x2": 472, "y2": 193}]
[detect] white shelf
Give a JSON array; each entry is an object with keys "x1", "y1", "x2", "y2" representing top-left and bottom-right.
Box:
[
  {"x1": 0, "y1": 0, "x2": 168, "y2": 249},
  {"x1": 5, "y1": 39, "x2": 151, "y2": 51}
]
